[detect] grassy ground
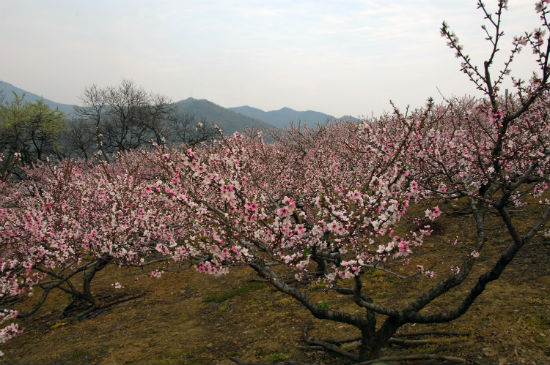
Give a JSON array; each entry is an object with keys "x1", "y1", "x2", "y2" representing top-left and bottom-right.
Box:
[{"x1": 2, "y1": 202, "x2": 549, "y2": 364}]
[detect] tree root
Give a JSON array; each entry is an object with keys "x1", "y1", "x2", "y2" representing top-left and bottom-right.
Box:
[
  {"x1": 62, "y1": 296, "x2": 94, "y2": 317},
  {"x1": 393, "y1": 330, "x2": 469, "y2": 338},
  {"x1": 302, "y1": 320, "x2": 358, "y2": 361},
  {"x1": 355, "y1": 353, "x2": 474, "y2": 364},
  {"x1": 230, "y1": 358, "x2": 307, "y2": 365},
  {"x1": 231, "y1": 353, "x2": 473, "y2": 365},
  {"x1": 300, "y1": 321, "x2": 472, "y2": 363},
  {"x1": 64, "y1": 292, "x2": 145, "y2": 320},
  {"x1": 316, "y1": 330, "x2": 469, "y2": 348},
  {"x1": 388, "y1": 337, "x2": 466, "y2": 347}
]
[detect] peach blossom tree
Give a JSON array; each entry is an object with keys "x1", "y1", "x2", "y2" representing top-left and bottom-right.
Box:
[{"x1": 0, "y1": 1, "x2": 549, "y2": 362}]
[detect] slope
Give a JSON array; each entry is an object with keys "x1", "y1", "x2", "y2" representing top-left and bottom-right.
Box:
[
  {"x1": 230, "y1": 105, "x2": 359, "y2": 128},
  {"x1": 0, "y1": 81, "x2": 76, "y2": 116},
  {"x1": 174, "y1": 98, "x2": 277, "y2": 135}
]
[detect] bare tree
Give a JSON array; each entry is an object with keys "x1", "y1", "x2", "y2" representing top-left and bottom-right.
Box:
[
  {"x1": 74, "y1": 84, "x2": 109, "y2": 158},
  {"x1": 75, "y1": 80, "x2": 172, "y2": 154},
  {"x1": 60, "y1": 118, "x2": 97, "y2": 161},
  {"x1": 171, "y1": 111, "x2": 219, "y2": 146},
  {"x1": 75, "y1": 80, "x2": 219, "y2": 157}
]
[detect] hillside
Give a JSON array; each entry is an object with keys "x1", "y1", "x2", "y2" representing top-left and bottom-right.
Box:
[
  {"x1": 173, "y1": 98, "x2": 277, "y2": 135},
  {"x1": 1, "y1": 81, "x2": 357, "y2": 135},
  {"x1": 0, "y1": 81, "x2": 76, "y2": 116},
  {"x1": 0, "y1": 81, "x2": 277, "y2": 136},
  {"x1": 230, "y1": 105, "x2": 359, "y2": 128},
  {"x1": 2, "y1": 200, "x2": 548, "y2": 364}
]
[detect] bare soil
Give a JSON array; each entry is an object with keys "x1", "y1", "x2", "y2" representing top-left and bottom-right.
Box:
[{"x1": 2, "y1": 203, "x2": 549, "y2": 364}]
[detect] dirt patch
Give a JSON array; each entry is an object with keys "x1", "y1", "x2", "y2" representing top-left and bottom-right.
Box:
[{"x1": 2, "y1": 203, "x2": 549, "y2": 364}]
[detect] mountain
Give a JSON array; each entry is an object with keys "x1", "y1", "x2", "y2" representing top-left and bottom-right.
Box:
[
  {"x1": 0, "y1": 81, "x2": 276, "y2": 135},
  {"x1": 0, "y1": 81, "x2": 356, "y2": 136},
  {"x1": 0, "y1": 81, "x2": 76, "y2": 116},
  {"x1": 229, "y1": 105, "x2": 359, "y2": 128},
  {"x1": 173, "y1": 98, "x2": 277, "y2": 135}
]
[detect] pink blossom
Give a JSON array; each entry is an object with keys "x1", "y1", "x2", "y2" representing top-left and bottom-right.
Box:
[
  {"x1": 410, "y1": 181, "x2": 419, "y2": 193},
  {"x1": 425, "y1": 206, "x2": 441, "y2": 221},
  {"x1": 294, "y1": 224, "x2": 307, "y2": 237},
  {"x1": 111, "y1": 282, "x2": 124, "y2": 289},
  {"x1": 277, "y1": 207, "x2": 290, "y2": 217},
  {"x1": 150, "y1": 269, "x2": 163, "y2": 279},
  {"x1": 245, "y1": 201, "x2": 259, "y2": 213}
]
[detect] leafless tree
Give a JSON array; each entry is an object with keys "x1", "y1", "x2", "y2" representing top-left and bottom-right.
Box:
[
  {"x1": 60, "y1": 118, "x2": 96, "y2": 161},
  {"x1": 75, "y1": 80, "x2": 218, "y2": 157},
  {"x1": 75, "y1": 80, "x2": 172, "y2": 154},
  {"x1": 171, "y1": 111, "x2": 219, "y2": 146}
]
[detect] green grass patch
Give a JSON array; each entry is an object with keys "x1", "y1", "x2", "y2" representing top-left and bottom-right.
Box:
[
  {"x1": 318, "y1": 300, "x2": 330, "y2": 308},
  {"x1": 526, "y1": 313, "x2": 550, "y2": 330},
  {"x1": 266, "y1": 351, "x2": 288, "y2": 363}
]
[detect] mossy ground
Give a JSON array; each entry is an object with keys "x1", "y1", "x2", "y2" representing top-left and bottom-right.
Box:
[{"x1": 2, "y1": 201, "x2": 549, "y2": 364}]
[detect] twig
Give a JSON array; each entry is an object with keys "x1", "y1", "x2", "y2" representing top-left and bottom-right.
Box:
[
  {"x1": 295, "y1": 345, "x2": 324, "y2": 350},
  {"x1": 325, "y1": 336, "x2": 362, "y2": 345},
  {"x1": 99, "y1": 293, "x2": 145, "y2": 310},
  {"x1": 393, "y1": 330, "x2": 469, "y2": 338},
  {"x1": 314, "y1": 330, "x2": 469, "y2": 347},
  {"x1": 355, "y1": 353, "x2": 474, "y2": 364},
  {"x1": 389, "y1": 337, "x2": 466, "y2": 347},
  {"x1": 248, "y1": 279, "x2": 269, "y2": 284},
  {"x1": 229, "y1": 358, "x2": 307, "y2": 365},
  {"x1": 70, "y1": 293, "x2": 145, "y2": 320}
]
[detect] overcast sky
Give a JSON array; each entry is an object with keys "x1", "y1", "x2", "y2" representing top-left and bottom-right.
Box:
[{"x1": 0, "y1": 0, "x2": 541, "y2": 117}]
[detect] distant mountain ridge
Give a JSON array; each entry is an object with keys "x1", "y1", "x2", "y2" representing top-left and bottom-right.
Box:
[
  {"x1": 229, "y1": 105, "x2": 358, "y2": 128},
  {"x1": 1, "y1": 80, "x2": 357, "y2": 135},
  {"x1": 0, "y1": 81, "x2": 76, "y2": 115},
  {"x1": 0, "y1": 81, "x2": 274, "y2": 134},
  {"x1": 173, "y1": 98, "x2": 276, "y2": 135}
]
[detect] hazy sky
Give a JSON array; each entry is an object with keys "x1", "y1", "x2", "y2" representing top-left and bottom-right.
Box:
[{"x1": 0, "y1": 0, "x2": 541, "y2": 117}]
